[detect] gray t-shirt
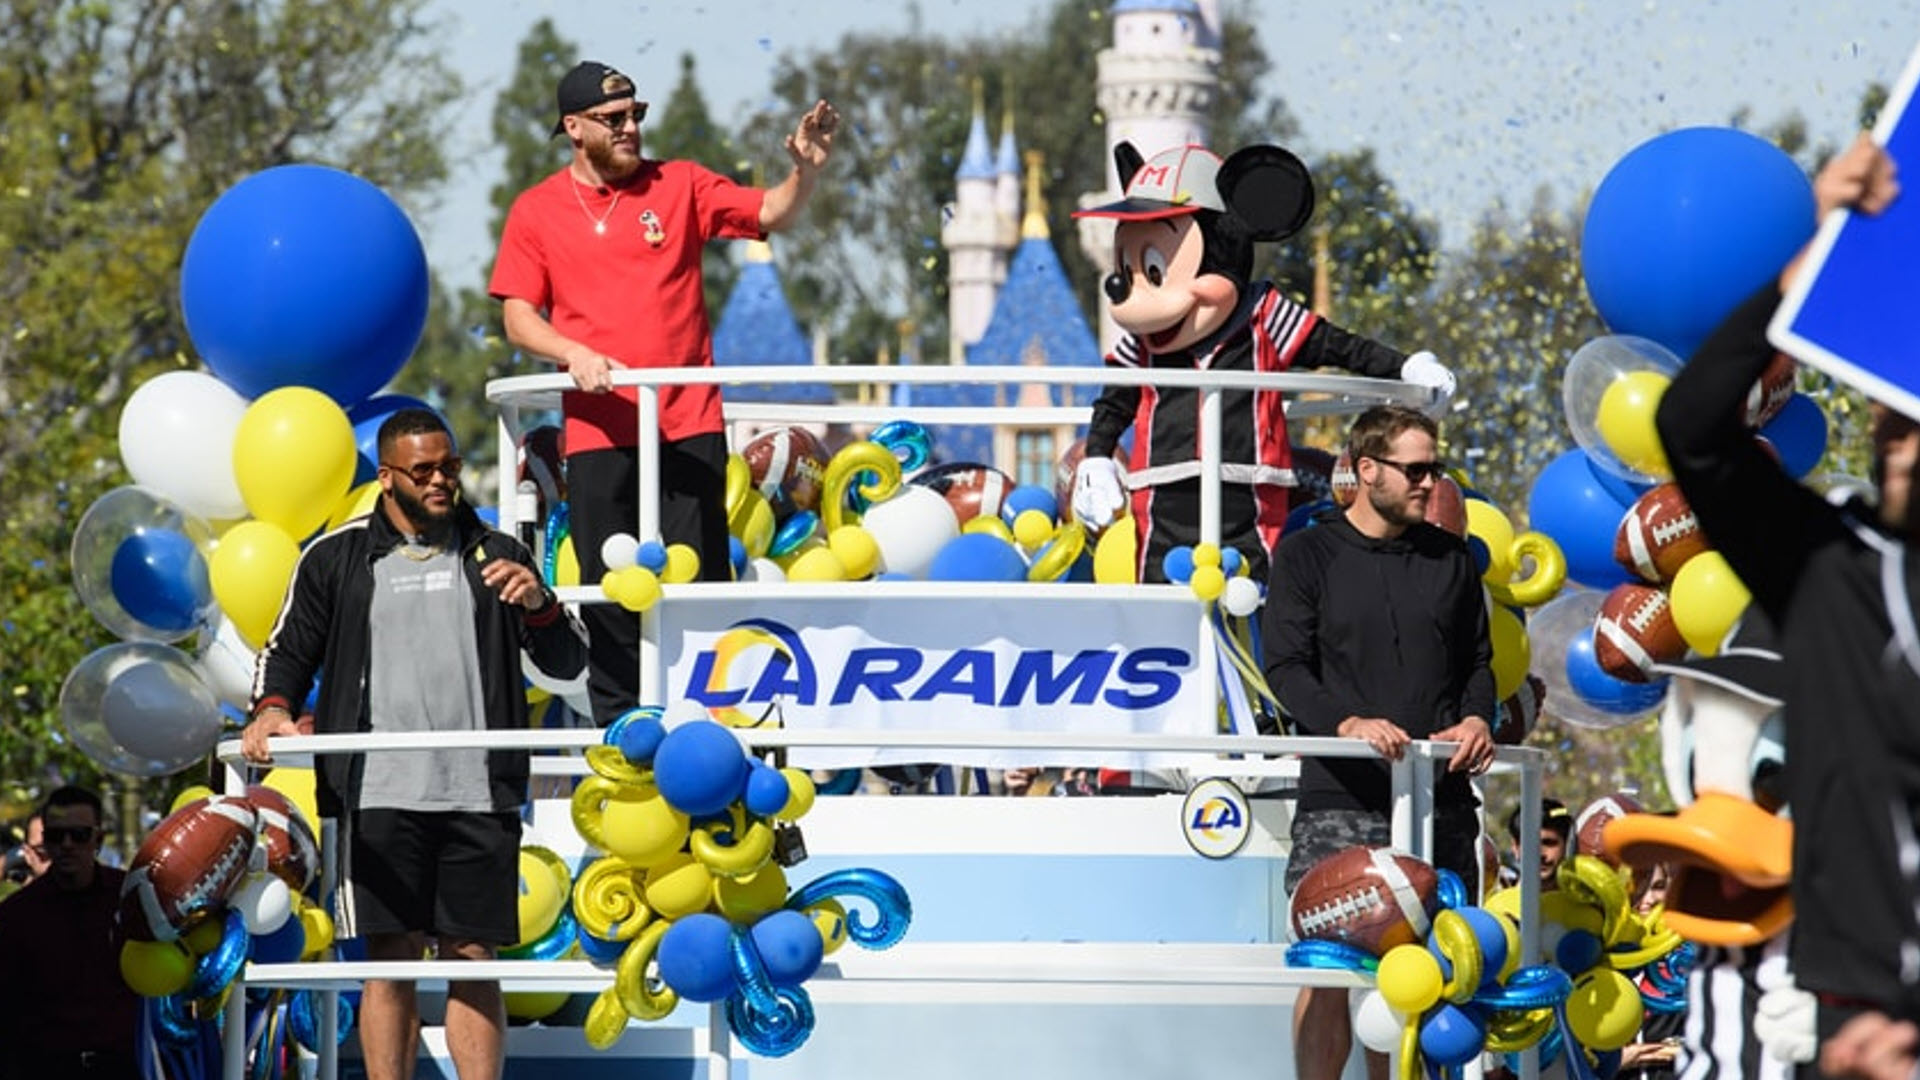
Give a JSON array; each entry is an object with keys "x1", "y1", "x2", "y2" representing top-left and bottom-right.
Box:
[{"x1": 360, "y1": 543, "x2": 493, "y2": 811}]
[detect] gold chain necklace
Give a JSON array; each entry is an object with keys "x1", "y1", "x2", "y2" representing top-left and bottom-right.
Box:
[{"x1": 571, "y1": 175, "x2": 622, "y2": 236}]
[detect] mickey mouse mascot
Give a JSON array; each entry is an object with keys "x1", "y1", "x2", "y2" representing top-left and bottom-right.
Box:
[{"x1": 1071, "y1": 142, "x2": 1454, "y2": 582}]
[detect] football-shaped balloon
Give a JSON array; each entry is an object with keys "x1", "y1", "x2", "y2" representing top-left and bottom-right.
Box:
[
  {"x1": 1330, "y1": 452, "x2": 1358, "y2": 508},
  {"x1": 1425, "y1": 476, "x2": 1467, "y2": 537},
  {"x1": 1575, "y1": 792, "x2": 1645, "y2": 863},
  {"x1": 241, "y1": 784, "x2": 321, "y2": 892},
  {"x1": 742, "y1": 426, "x2": 829, "y2": 521},
  {"x1": 1053, "y1": 439, "x2": 1089, "y2": 523},
  {"x1": 1493, "y1": 674, "x2": 1546, "y2": 745},
  {"x1": 911, "y1": 462, "x2": 1014, "y2": 525},
  {"x1": 1289, "y1": 845, "x2": 1439, "y2": 957},
  {"x1": 517, "y1": 424, "x2": 567, "y2": 520},
  {"x1": 1744, "y1": 352, "x2": 1796, "y2": 428},
  {"x1": 1613, "y1": 483, "x2": 1708, "y2": 585},
  {"x1": 119, "y1": 795, "x2": 259, "y2": 941},
  {"x1": 1592, "y1": 583, "x2": 1686, "y2": 682}
]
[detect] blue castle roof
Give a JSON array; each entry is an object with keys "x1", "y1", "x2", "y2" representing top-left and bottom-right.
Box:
[
  {"x1": 712, "y1": 249, "x2": 834, "y2": 405},
  {"x1": 956, "y1": 107, "x2": 997, "y2": 182},
  {"x1": 1111, "y1": 0, "x2": 1202, "y2": 13}
]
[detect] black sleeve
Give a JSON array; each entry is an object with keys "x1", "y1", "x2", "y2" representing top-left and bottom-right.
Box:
[
  {"x1": 1084, "y1": 353, "x2": 1141, "y2": 459},
  {"x1": 1654, "y1": 283, "x2": 1849, "y2": 616},
  {"x1": 1296, "y1": 319, "x2": 1408, "y2": 378},
  {"x1": 489, "y1": 535, "x2": 588, "y2": 680},
  {"x1": 1261, "y1": 540, "x2": 1347, "y2": 735}
]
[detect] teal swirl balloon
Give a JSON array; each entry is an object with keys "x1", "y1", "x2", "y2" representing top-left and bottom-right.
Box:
[
  {"x1": 151, "y1": 994, "x2": 199, "y2": 1044},
  {"x1": 188, "y1": 910, "x2": 250, "y2": 999},
  {"x1": 785, "y1": 868, "x2": 911, "y2": 948},
  {"x1": 289, "y1": 988, "x2": 356, "y2": 1052},
  {"x1": 1284, "y1": 940, "x2": 1380, "y2": 971},
  {"x1": 542, "y1": 502, "x2": 569, "y2": 585},
  {"x1": 1474, "y1": 964, "x2": 1572, "y2": 1011},
  {"x1": 849, "y1": 422, "x2": 934, "y2": 512},
  {"x1": 725, "y1": 927, "x2": 815, "y2": 1057},
  {"x1": 500, "y1": 906, "x2": 578, "y2": 962}
]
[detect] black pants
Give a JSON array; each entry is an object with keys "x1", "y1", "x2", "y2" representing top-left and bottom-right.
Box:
[
  {"x1": 1133, "y1": 479, "x2": 1280, "y2": 584},
  {"x1": 569, "y1": 435, "x2": 730, "y2": 724}
]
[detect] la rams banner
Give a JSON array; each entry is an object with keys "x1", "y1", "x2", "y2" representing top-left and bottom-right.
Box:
[{"x1": 658, "y1": 592, "x2": 1213, "y2": 769}]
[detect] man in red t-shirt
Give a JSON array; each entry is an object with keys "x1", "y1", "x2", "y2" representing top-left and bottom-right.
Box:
[{"x1": 491, "y1": 60, "x2": 838, "y2": 723}]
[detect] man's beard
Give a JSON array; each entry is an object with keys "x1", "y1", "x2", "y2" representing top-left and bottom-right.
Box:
[
  {"x1": 1368, "y1": 485, "x2": 1427, "y2": 530},
  {"x1": 392, "y1": 483, "x2": 454, "y2": 535},
  {"x1": 586, "y1": 138, "x2": 639, "y2": 182}
]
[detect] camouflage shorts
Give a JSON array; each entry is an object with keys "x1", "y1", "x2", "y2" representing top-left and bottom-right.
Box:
[{"x1": 1284, "y1": 806, "x2": 1481, "y2": 895}]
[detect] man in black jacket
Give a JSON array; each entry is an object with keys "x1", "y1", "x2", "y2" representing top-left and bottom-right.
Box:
[
  {"x1": 1264, "y1": 403, "x2": 1496, "y2": 1080},
  {"x1": 241, "y1": 408, "x2": 586, "y2": 1080},
  {"x1": 1655, "y1": 133, "x2": 1920, "y2": 1080}
]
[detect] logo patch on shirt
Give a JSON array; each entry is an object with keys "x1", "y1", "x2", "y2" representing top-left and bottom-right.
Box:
[{"x1": 640, "y1": 209, "x2": 665, "y2": 246}]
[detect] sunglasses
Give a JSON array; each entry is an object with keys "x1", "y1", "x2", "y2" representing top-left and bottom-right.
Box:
[
  {"x1": 45, "y1": 825, "x2": 97, "y2": 845},
  {"x1": 577, "y1": 104, "x2": 648, "y2": 130},
  {"x1": 381, "y1": 458, "x2": 463, "y2": 485},
  {"x1": 1368, "y1": 457, "x2": 1448, "y2": 485}
]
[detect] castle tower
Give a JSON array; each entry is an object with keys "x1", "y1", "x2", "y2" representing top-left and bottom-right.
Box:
[
  {"x1": 940, "y1": 80, "x2": 1019, "y2": 364},
  {"x1": 1078, "y1": 0, "x2": 1221, "y2": 352},
  {"x1": 994, "y1": 102, "x2": 1023, "y2": 228}
]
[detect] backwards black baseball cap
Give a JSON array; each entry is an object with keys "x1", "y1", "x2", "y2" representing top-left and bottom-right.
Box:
[{"x1": 553, "y1": 61, "x2": 636, "y2": 136}]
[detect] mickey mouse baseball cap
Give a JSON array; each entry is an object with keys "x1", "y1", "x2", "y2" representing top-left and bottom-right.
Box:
[
  {"x1": 1074, "y1": 145, "x2": 1225, "y2": 221},
  {"x1": 553, "y1": 61, "x2": 637, "y2": 136}
]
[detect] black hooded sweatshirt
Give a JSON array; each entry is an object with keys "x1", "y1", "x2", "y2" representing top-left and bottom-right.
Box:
[{"x1": 1262, "y1": 510, "x2": 1494, "y2": 813}]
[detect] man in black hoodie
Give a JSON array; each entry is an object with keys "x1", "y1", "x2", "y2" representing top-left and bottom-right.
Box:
[
  {"x1": 1264, "y1": 403, "x2": 1496, "y2": 1080},
  {"x1": 1654, "y1": 133, "x2": 1920, "y2": 1080}
]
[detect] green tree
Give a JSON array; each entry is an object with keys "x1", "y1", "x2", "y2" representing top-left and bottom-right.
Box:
[{"x1": 0, "y1": 0, "x2": 461, "y2": 803}]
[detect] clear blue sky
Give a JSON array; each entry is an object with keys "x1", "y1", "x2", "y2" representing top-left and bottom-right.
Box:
[{"x1": 417, "y1": 0, "x2": 1920, "y2": 290}]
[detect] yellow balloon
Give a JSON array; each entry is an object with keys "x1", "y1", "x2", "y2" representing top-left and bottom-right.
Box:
[
  {"x1": 1012, "y1": 509, "x2": 1054, "y2": 551},
  {"x1": 514, "y1": 846, "x2": 570, "y2": 947},
  {"x1": 712, "y1": 863, "x2": 789, "y2": 923},
  {"x1": 821, "y1": 441, "x2": 902, "y2": 533},
  {"x1": 325, "y1": 481, "x2": 382, "y2": 532},
  {"x1": 298, "y1": 903, "x2": 335, "y2": 959},
  {"x1": 505, "y1": 988, "x2": 572, "y2": 1021},
  {"x1": 260, "y1": 767, "x2": 320, "y2": 832},
  {"x1": 609, "y1": 566, "x2": 662, "y2": 613},
  {"x1": 233, "y1": 387, "x2": 356, "y2": 539},
  {"x1": 1564, "y1": 968, "x2": 1644, "y2": 1051},
  {"x1": 1190, "y1": 565, "x2": 1226, "y2": 602},
  {"x1": 776, "y1": 768, "x2": 816, "y2": 821},
  {"x1": 182, "y1": 916, "x2": 228, "y2": 957},
  {"x1": 787, "y1": 544, "x2": 848, "y2": 582},
  {"x1": 1375, "y1": 943, "x2": 1444, "y2": 1015},
  {"x1": 553, "y1": 534, "x2": 580, "y2": 587},
  {"x1": 1465, "y1": 500, "x2": 1518, "y2": 584},
  {"x1": 962, "y1": 515, "x2": 1016, "y2": 543},
  {"x1": 1092, "y1": 515, "x2": 1138, "y2": 584},
  {"x1": 120, "y1": 939, "x2": 194, "y2": 997},
  {"x1": 1487, "y1": 603, "x2": 1530, "y2": 700},
  {"x1": 1491, "y1": 531, "x2": 1568, "y2": 609},
  {"x1": 729, "y1": 490, "x2": 776, "y2": 559},
  {"x1": 806, "y1": 898, "x2": 850, "y2": 955},
  {"x1": 1669, "y1": 551, "x2": 1750, "y2": 656},
  {"x1": 662, "y1": 544, "x2": 701, "y2": 585},
  {"x1": 827, "y1": 525, "x2": 881, "y2": 579},
  {"x1": 597, "y1": 784, "x2": 690, "y2": 867},
  {"x1": 210, "y1": 520, "x2": 301, "y2": 649},
  {"x1": 1596, "y1": 372, "x2": 1674, "y2": 480},
  {"x1": 1191, "y1": 543, "x2": 1222, "y2": 569},
  {"x1": 170, "y1": 785, "x2": 214, "y2": 815},
  {"x1": 1027, "y1": 522, "x2": 1086, "y2": 583},
  {"x1": 643, "y1": 852, "x2": 715, "y2": 920}
]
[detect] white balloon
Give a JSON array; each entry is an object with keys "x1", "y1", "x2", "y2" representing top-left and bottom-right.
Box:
[
  {"x1": 1353, "y1": 989, "x2": 1408, "y2": 1053},
  {"x1": 600, "y1": 532, "x2": 640, "y2": 571},
  {"x1": 742, "y1": 557, "x2": 787, "y2": 583},
  {"x1": 861, "y1": 486, "x2": 960, "y2": 579},
  {"x1": 1221, "y1": 575, "x2": 1263, "y2": 617},
  {"x1": 196, "y1": 614, "x2": 258, "y2": 710},
  {"x1": 117, "y1": 371, "x2": 250, "y2": 520},
  {"x1": 231, "y1": 870, "x2": 293, "y2": 934}
]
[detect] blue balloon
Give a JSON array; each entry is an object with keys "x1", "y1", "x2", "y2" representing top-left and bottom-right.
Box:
[
  {"x1": 925, "y1": 533, "x2": 1027, "y2": 582},
  {"x1": 1458, "y1": 907, "x2": 1510, "y2": 986},
  {"x1": 1219, "y1": 547, "x2": 1244, "y2": 577},
  {"x1": 1527, "y1": 450, "x2": 1634, "y2": 589},
  {"x1": 729, "y1": 536, "x2": 748, "y2": 579},
  {"x1": 656, "y1": 913, "x2": 737, "y2": 1002},
  {"x1": 346, "y1": 394, "x2": 438, "y2": 485},
  {"x1": 749, "y1": 910, "x2": 825, "y2": 987},
  {"x1": 474, "y1": 505, "x2": 499, "y2": 528},
  {"x1": 612, "y1": 708, "x2": 667, "y2": 765},
  {"x1": 1555, "y1": 929, "x2": 1605, "y2": 974},
  {"x1": 743, "y1": 760, "x2": 792, "y2": 818},
  {"x1": 1566, "y1": 629, "x2": 1670, "y2": 714},
  {"x1": 1285, "y1": 498, "x2": 1334, "y2": 534},
  {"x1": 109, "y1": 528, "x2": 210, "y2": 634},
  {"x1": 1161, "y1": 545, "x2": 1195, "y2": 584},
  {"x1": 1760, "y1": 393, "x2": 1828, "y2": 479},
  {"x1": 1419, "y1": 1002, "x2": 1488, "y2": 1067},
  {"x1": 652, "y1": 720, "x2": 749, "y2": 816},
  {"x1": 1582, "y1": 127, "x2": 1815, "y2": 358},
  {"x1": 181, "y1": 165, "x2": 429, "y2": 407},
  {"x1": 634, "y1": 540, "x2": 669, "y2": 574},
  {"x1": 249, "y1": 917, "x2": 308, "y2": 965},
  {"x1": 1000, "y1": 484, "x2": 1057, "y2": 524}
]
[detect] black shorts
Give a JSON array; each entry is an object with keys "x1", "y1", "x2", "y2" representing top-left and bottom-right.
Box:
[
  {"x1": 337, "y1": 809, "x2": 519, "y2": 944},
  {"x1": 1284, "y1": 805, "x2": 1482, "y2": 896}
]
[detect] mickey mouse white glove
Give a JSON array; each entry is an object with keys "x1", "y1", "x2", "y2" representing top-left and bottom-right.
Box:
[
  {"x1": 1399, "y1": 350, "x2": 1456, "y2": 417},
  {"x1": 1072, "y1": 456, "x2": 1128, "y2": 529},
  {"x1": 1755, "y1": 981, "x2": 1819, "y2": 1064}
]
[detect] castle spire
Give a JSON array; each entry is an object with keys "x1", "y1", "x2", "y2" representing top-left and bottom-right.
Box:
[{"x1": 1021, "y1": 150, "x2": 1049, "y2": 240}]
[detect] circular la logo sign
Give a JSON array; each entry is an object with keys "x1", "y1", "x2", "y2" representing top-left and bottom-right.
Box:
[{"x1": 1182, "y1": 777, "x2": 1251, "y2": 859}]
